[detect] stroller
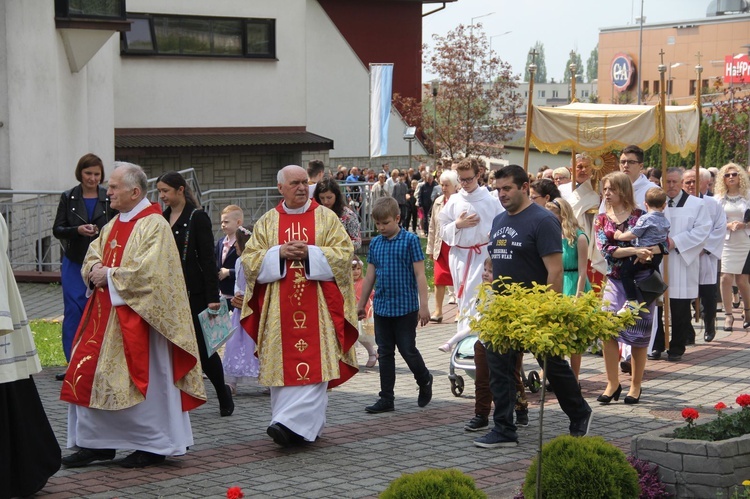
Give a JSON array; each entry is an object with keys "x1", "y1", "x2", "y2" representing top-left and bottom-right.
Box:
[{"x1": 448, "y1": 335, "x2": 542, "y2": 397}]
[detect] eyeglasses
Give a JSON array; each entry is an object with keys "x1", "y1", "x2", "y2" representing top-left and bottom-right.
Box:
[
  {"x1": 529, "y1": 194, "x2": 541, "y2": 200},
  {"x1": 458, "y1": 175, "x2": 476, "y2": 184},
  {"x1": 619, "y1": 159, "x2": 641, "y2": 166},
  {"x1": 724, "y1": 172, "x2": 739, "y2": 178}
]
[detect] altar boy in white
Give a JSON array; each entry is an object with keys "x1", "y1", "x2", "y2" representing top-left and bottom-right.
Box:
[
  {"x1": 438, "y1": 158, "x2": 503, "y2": 352},
  {"x1": 649, "y1": 167, "x2": 711, "y2": 361}
]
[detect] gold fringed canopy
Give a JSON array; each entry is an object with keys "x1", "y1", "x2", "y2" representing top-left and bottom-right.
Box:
[{"x1": 529, "y1": 102, "x2": 700, "y2": 158}]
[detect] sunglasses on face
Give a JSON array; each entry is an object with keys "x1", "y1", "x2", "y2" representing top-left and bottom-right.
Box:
[{"x1": 725, "y1": 172, "x2": 739, "y2": 178}]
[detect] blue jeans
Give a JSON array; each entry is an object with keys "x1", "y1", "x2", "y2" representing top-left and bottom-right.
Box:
[
  {"x1": 374, "y1": 311, "x2": 431, "y2": 402},
  {"x1": 485, "y1": 348, "x2": 590, "y2": 440}
]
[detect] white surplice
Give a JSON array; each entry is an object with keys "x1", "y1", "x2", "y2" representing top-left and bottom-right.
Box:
[
  {"x1": 439, "y1": 187, "x2": 504, "y2": 346},
  {"x1": 0, "y1": 213, "x2": 42, "y2": 383},
  {"x1": 699, "y1": 195, "x2": 726, "y2": 285},
  {"x1": 664, "y1": 192, "x2": 711, "y2": 299}
]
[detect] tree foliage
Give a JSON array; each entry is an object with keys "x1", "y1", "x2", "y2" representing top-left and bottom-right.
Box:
[
  {"x1": 393, "y1": 23, "x2": 523, "y2": 161},
  {"x1": 706, "y1": 85, "x2": 750, "y2": 166},
  {"x1": 524, "y1": 41, "x2": 547, "y2": 83},
  {"x1": 562, "y1": 50, "x2": 583, "y2": 83},
  {"x1": 586, "y1": 44, "x2": 598, "y2": 83}
]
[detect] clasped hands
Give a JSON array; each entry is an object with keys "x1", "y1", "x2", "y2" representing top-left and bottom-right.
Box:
[
  {"x1": 89, "y1": 263, "x2": 109, "y2": 288},
  {"x1": 728, "y1": 220, "x2": 745, "y2": 232},
  {"x1": 280, "y1": 240, "x2": 308, "y2": 261}
]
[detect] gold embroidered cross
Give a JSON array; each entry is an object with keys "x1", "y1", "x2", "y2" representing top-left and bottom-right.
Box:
[{"x1": 295, "y1": 339, "x2": 309, "y2": 352}]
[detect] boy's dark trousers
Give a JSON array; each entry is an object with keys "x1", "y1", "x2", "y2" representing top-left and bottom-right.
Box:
[
  {"x1": 374, "y1": 311, "x2": 431, "y2": 402},
  {"x1": 474, "y1": 341, "x2": 527, "y2": 417},
  {"x1": 620, "y1": 253, "x2": 663, "y2": 301}
]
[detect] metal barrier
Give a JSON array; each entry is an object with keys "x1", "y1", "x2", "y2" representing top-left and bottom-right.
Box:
[{"x1": 1, "y1": 169, "x2": 375, "y2": 271}]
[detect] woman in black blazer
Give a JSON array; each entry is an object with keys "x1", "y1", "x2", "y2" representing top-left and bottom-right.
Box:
[
  {"x1": 156, "y1": 171, "x2": 234, "y2": 417},
  {"x1": 52, "y1": 153, "x2": 116, "y2": 371}
]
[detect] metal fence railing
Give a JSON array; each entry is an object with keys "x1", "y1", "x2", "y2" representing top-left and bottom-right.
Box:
[{"x1": 1, "y1": 169, "x2": 375, "y2": 271}]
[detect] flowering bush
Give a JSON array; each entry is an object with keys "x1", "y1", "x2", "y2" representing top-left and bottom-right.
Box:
[
  {"x1": 470, "y1": 280, "x2": 638, "y2": 358},
  {"x1": 626, "y1": 456, "x2": 671, "y2": 499},
  {"x1": 673, "y1": 395, "x2": 750, "y2": 441}
]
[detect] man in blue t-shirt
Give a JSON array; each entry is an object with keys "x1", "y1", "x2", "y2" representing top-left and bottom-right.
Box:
[{"x1": 474, "y1": 165, "x2": 593, "y2": 449}]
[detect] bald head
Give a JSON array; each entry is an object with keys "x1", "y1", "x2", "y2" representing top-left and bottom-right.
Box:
[{"x1": 277, "y1": 165, "x2": 309, "y2": 209}]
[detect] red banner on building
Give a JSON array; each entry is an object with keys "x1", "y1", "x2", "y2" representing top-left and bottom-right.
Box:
[{"x1": 724, "y1": 55, "x2": 750, "y2": 84}]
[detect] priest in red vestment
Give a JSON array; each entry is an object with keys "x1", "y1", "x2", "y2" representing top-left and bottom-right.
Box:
[
  {"x1": 60, "y1": 162, "x2": 206, "y2": 469},
  {"x1": 241, "y1": 165, "x2": 358, "y2": 447}
]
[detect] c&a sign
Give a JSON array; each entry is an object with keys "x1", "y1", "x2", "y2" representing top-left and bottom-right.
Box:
[{"x1": 611, "y1": 53, "x2": 636, "y2": 92}]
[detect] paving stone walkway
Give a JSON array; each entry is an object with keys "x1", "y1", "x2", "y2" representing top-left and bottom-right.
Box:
[{"x1": 17, "y1": 282, "x2": 750, "y2": 498}]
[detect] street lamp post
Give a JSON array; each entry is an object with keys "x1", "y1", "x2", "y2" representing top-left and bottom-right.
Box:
[
  {"x1": 489, "y1": 31, "x2": 512, "y2": 82},
  {"x1": 523, "y1": 50, "x2": 538, "y2": 172},
  {"x1": 637, "y1": 0, "x2": 644, "y2": 104},
  {"x1": 431, "y1": 79, "x2": 440, "y2": 162},
  {"x1": 468, "y1": 12, "x2": 494, "y2": 155}
]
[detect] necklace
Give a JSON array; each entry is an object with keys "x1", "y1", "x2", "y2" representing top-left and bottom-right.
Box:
[{"x1": 726, "y1": 194, "x2": 743, "y2": 203}]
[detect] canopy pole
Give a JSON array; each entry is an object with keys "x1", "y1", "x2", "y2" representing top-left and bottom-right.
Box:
[
  {"x1": 658, "y1": 51, "x2": 670, "y2": 352},
  {"x1": 694, "y1": 55, "x2": 704, "y2": 322}
]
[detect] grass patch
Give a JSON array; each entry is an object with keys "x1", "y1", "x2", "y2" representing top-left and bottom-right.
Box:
[{"x1": 30, "y1": 319, "x2": 67, "y2": 367}]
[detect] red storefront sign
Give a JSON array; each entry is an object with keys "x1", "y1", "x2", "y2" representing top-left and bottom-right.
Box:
[{"x1": 724, "y1": 55, "x2": 750, "y2": 84}]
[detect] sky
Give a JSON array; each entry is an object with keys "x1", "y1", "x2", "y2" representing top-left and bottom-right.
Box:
[{"x1": 422, "y1": 0, "x2": 710, "y2": 82}]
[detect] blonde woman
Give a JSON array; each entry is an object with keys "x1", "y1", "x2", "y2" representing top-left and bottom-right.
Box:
[
  {"x1": 714, "y1": 163, "x2": 750, "y2": 330},
  {"x1": 546, "y1": 197, "x2": 591, "y2": 380},
  {"x1": 595, "y1": 172, "x2": 661, "y2": 405}
]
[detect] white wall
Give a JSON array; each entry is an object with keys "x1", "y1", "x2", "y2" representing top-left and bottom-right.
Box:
[
  {"x1": 116, "y1": 0, "x2": 307, "y2": 128},
  {"x1": 115, "y1": 0, "x2": 424, "y2": 160},
  {"x1": 0, "y1": 2, "x2": 9, "y2": 189},
  {"x1": 305, "y1": 0, "x2": 424, "y2": 159},
  {"x1": 2, "y1": 0, "x2": 115, "y2": 191}
]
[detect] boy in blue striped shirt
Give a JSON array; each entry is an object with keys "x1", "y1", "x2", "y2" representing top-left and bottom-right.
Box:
[{"x1": 357, "y1": 197, "x2": 433, "y2": 413}]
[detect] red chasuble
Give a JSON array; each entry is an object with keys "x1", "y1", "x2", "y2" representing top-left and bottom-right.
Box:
[
  {"x1": 242, "y1": 201, "x2": 358, "y2": 388},
  {"x1": 61, "y1": 203, "x2": 202, "y2": 410}
]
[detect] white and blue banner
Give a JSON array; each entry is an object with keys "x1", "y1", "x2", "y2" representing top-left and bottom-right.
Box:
[{"x1": 369, "y1": 63, "x2": 393, "y2": 158}]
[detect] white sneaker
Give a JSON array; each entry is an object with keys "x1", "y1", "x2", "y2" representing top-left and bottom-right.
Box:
[{"x1": 438, "y1": 343, "x2": 452, "y2": 353}]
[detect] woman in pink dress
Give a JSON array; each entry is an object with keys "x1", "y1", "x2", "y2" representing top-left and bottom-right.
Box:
[{"x1": 426, "y1": 170, "x2": 459, "y2": 323}]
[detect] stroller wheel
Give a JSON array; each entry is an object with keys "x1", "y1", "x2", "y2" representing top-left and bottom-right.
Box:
[
  {"x1": 450, "y1": 375, "x2": 465, "y2": 397},
  {"x1": 527, "y1": 371, "x2": 541, "y2": 393}
]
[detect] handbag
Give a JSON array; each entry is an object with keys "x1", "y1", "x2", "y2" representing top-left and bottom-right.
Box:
[
  {"x1": 198, "y1": 300, "x2": 236, "y2": 357},
  {"x1": 636, "y1": 270, "x2": 668, "y2": 306}
]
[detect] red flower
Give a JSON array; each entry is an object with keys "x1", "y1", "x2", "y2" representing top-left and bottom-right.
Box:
[
  {"x1": 681, "y1": 407, "x2": 699, "y2": 422},
  {"x1": 715, "y1": 402, "x2": 728, "y2": 411},
  {"x1": 227, "y1": 486, "x2": 244, "y2": 499},
  {"x1": 736, "y1": 394, "x2": 750, "y2": 408}
]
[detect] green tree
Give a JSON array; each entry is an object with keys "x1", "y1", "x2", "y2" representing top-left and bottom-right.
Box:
[
  {"x1": 562, "y1": 50, "x2": 583, "y2": 83},
  {"x1": 524, "y1": 41, "x2": 547, "y2": 83},
  {"x1": 393, "y1": 24, "x2": 524, "y2": 160},
  {"x1": 586, "y1": 45, "x2": 598, "y2": 83}
]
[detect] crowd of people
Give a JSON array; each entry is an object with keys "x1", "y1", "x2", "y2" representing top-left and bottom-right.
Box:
[{"x1": 3, "y1": 146, "x2": 748, "y2": 494}]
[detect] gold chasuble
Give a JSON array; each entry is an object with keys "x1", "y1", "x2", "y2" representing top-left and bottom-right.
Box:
[
  {"x1": 241, "y1": 200, "x2": 358, "y2": 388},
  {"x1": 60, "y1": 203, "x2": 206, "y2": 411}
]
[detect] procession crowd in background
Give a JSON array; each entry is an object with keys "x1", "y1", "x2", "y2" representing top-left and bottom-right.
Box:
[{"x1": 2, "y1": 145, "x2": 750, "y2": 495}]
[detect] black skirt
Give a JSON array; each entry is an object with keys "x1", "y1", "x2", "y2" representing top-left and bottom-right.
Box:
[{"x1": 0, "y1": 376, "x2": 61, "y2": 499}]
